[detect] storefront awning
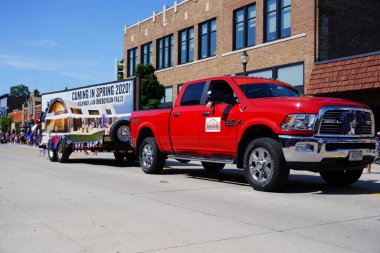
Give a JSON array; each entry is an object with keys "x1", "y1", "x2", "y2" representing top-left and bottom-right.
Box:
[{"x1": 307, "y1": 52, "x2": 380, "y2": 95}]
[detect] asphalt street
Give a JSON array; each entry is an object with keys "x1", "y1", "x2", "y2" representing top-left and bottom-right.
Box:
[{"x1": 0, "y1": 144, "x2": 379, "y2": 253}]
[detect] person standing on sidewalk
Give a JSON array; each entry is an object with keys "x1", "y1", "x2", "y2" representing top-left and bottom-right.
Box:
[{"x1": 367, "y1": 132, "x2": 380, "y2": 174}]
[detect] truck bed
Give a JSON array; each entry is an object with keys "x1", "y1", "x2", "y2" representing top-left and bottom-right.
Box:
[{"x1": 131, "y1": 108, "x2": 172, "y2": 153}]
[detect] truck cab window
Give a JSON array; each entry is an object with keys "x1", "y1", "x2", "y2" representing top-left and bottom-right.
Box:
[
  {"x1": 240, "y1": 83, "x2": 301, "y2": 98},
  {"x1": 209, "y1": 80, "x2": 235, "y2": 100},
  {"x1": 180, "y1": 82, "x2": 206, "y2": 106}
]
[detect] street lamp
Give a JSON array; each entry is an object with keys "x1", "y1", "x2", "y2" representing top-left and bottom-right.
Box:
[{"x1": 240, "y1": 51, "x2": 249, "y2": 76}]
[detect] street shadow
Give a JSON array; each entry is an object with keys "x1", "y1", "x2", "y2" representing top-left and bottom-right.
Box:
[
  {"x1": 283, "y1": 174, "x2": 380, "y2": 195},
  {"x1": 162, "y1": 160, "x2": 380, "y2": 195},
  {"x1": 163, "y1": 168, "x2": 249, "y2": 187},
  {"x1": 68, "y1": 158, "x2": 139, "y2": 168},
  {"x1": 65, "y1": 158, "x2": 379, "y2": 195}
]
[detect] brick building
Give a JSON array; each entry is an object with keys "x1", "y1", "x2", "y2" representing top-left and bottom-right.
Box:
[
  {"x1": 123, "y1": 0, "x2": 380, "y2": 129},
  {"x1": 0, "y1": 94, "x2": 25, "y2": 117},
  {"x1": 8, "y1": 90, "x2": 42, "y2": 130}
]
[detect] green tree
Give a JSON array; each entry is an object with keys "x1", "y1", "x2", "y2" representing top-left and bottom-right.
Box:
[
  {"x1": 0, "y1": 115, "x2": 13, "y2": 131},
  {"x1": 136, "y1": 64, "x2": 165, "y2": 110},
  {"x1": 9, "y1": 84, "x2": 30, "y2": 97}
]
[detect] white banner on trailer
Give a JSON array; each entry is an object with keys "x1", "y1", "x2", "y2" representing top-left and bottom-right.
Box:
[{"x1": 42, "y1": 79, "x2": 135, "y2": 119}]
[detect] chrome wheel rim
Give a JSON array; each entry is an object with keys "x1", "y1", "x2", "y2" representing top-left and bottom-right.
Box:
[
  {"x1": 142, "y1": 143, "x2": 153, "y2": 168},
  {"x1": 117, "y1": 126, "x2": 130, "y2": 142},
  {"x1": 48, "y1": 149, "x2": 54, "y2": 158},
  {"x1": 249, "y1": 147, "x2": 273, "y2": 183}
]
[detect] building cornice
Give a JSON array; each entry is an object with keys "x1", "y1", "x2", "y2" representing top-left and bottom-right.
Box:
[{"x1": 222, "y1": 33, "x2": 307, "y2": 57}]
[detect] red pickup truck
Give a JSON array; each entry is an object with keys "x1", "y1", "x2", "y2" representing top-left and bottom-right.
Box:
[{"x1": 130, "y1": 76, "x2": 377, "y2": 191}]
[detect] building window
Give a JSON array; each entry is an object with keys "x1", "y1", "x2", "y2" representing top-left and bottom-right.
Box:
[
  {"x1": 179, "y1": 27, "x2": 194, "y2": 65},
  {"x1": 247, "y1": 62, "x2": 304, "y2": 92},
  {"x1": 248, "y1": 69, "x2": 273, "y2": 79},
  {"x1": 161, "y1": 86, "x2": 173, "y2": 103},
  {"x1": 199, "y1": 18, "x2": 217, "y2": 59},
  {"x1": 265, "y1": 0, "x2": 291, "y2": 42},
  {"x1": 141, "y1": 42, "x2": 152, "y2": 65},
  {"x1": 177, "y1": 84, "x2": 183, "y2": 93},
  {"x1": 159, "y1": 86, "x2": 173, "y2": 108},
  {"x1": 127, "y1": 47, "x2": 138, "y2": 77},
  {"x1": 277, "y1": 64, "x2": 304, "y2": 89},
  {"x1": 233, "y1": 4, "x2": 256, "y2": 50},
  {"x1": 157, "y1": 34, "x2": 174, "y2": 70}
]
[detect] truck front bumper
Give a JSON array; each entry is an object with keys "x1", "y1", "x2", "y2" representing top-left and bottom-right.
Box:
[{"x1": 279, "y1": 135, "x2": 377, "y2": 171}]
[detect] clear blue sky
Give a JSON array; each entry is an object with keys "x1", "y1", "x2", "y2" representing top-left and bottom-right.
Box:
[{"x1": 0, "y1": 0, "x2": 182, "y2": 95}]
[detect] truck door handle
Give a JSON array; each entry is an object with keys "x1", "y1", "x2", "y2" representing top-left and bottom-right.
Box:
[
  {"x1": 202, "y1": 111, "x2": 210, "y2": 116},
  {"x1": 173, "y1": 113, "x2": 181, "y2": 117}
]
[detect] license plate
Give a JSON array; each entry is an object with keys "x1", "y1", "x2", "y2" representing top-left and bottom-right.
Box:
[{"x1": 349, "y1": 151, "x2": 363, "y2": 161}]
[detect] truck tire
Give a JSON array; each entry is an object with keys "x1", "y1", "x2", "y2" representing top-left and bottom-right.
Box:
[
  {"x1": 243, "y1": 138, "x2": 289, "y2": 192},
  {"x1": 110, "y1": 120, "x2": 131, "y2": 146},
  {"x1": 201, "y1": 162, "x2": 225, "y2": 172},
  {"x1": 139, "y1": 137, "x2": 165, "y2": 174},
  {"x1": 320, "y1": 170, "x2": 363, "y2": 186},
  {"x1": 48, "y1": 147, "x2": 57, "y2": 162},
  {"x1": 114, "y1": 152, "x2": 125, "y2": 161},
  {"x1": 57, "y1": 139, "x2": 70, "y2": 163}
]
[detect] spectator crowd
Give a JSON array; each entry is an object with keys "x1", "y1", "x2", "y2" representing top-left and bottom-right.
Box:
[{"x1": 0, "y1": 126, "x2": 42, "y2": 146}]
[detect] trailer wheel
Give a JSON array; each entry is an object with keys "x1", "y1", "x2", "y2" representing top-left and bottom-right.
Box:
[
  {"x1": 139, "y1": 137, "x2": 165, "y2": 174},
  {"x1": 57, "y1": 139, "x2": 70, "y2": 163},
  {"x1": 110, "y1": 120, "x2": 131, "y2": 146},
  {"x1": 243, "y1": 138, "x2": 289, "y2": 192},
  {"x1": 48, "y1": 147, "x2": 57, "y2": 162}
]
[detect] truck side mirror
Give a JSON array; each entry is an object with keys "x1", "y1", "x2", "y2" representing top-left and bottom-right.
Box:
[{"x1": 208, "y1": 90, "x2": 238, "y2": 104}]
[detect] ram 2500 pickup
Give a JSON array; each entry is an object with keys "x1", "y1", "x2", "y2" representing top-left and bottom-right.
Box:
[{"x1": 130, "y1": 76, "x2": 377, "y2": 191}]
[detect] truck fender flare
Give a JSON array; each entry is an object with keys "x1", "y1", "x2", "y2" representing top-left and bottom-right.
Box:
[
  {"x1": 236, "y1": 119, "x2": 280, "y2": 169},
  {"x1": 136, "y1": 122, "x2": 164, "y2": 151},
  {"x1": 238, "y1": 118, "x2": 281, "y2": 141}
]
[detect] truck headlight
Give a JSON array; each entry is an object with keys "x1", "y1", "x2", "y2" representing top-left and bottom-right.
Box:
[{"x1": 281, "y1": 114, "x2": 316, "y2": 131}]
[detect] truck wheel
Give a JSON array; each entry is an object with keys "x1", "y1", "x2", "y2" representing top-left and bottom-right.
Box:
[
  {"x1": 114, "y1": 152, "x2": 125, "y2": 161},
  {"x1": 139, "y1": 137, "x2": 165, "y2": 174},
  {"x1": 201, "y1": 162, "x2": 225, "y2": 172},
  {"x1": 243, "y1": 138, "x2": 289, "y2": 192},
  {"x1": 110, "y1": 120, "x2": 131, "y2": 146},
  {"x1": 320, "y1": 170, "x2": 363, "y2": 186},
  {"x1": 48, "y1": 147, "x2": 57, "y2": 162},
  {"x1": 57, "y1": 139, "x2": 70, "y2": 163}
]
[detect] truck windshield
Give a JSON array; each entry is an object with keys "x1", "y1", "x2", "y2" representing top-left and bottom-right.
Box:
[{"x1": 239, "y1": 83, "x2": 302, "y2": 99}]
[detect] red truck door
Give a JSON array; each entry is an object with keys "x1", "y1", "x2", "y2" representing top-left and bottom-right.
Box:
[
  {"x1": 198, "y1": 80, "x2": 238, "y2": 158},
  {"x1": 170, "y1": 82, "x2": 207, "y2": 155}
]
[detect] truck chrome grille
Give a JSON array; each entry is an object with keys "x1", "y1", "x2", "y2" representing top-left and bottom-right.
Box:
[{"x1": 317, "y1": 108, "x2": 374, "y2": 136}]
